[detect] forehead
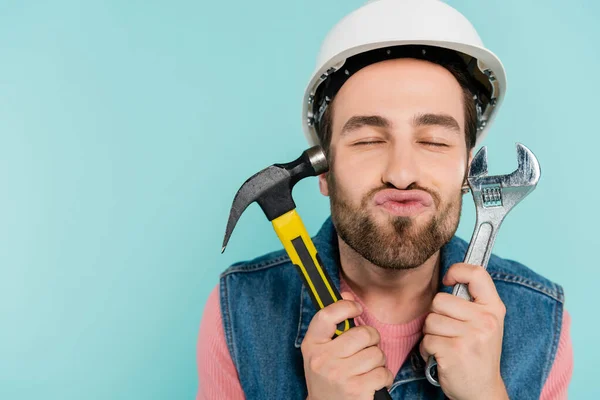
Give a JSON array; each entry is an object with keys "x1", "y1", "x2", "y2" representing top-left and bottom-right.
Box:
[{"x1": 332, "y1": 58, "x2": 465, "y2": 130}]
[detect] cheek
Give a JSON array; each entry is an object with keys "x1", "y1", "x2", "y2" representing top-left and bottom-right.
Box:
[
  {"x1": 334, "y1": 145, "x2": 384, "y2": 178},
  {"x1": 330, "y1": 156, "x2": 379, "y2": 199},
  {"x1": 427, "y1": 156, "x2": 468, "y2": 192}
]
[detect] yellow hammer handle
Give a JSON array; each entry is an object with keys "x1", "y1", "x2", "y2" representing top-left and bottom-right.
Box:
[{"x1": 272, "y1": 210, "x2": 351, "y2": 336}]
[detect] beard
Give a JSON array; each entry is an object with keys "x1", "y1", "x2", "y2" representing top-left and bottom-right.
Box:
[{"x1": 328, "y1": 173, "x2": 464, "y2": 271}]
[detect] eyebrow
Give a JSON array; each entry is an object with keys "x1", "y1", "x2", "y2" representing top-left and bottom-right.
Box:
[
  {"x1": 340, "y1": 112, "x2": 461, "y2": 137},
  {"x1": 413, "y1": 113, "x2": 461, "y2": 133},
  {"x1": 340, "y1": 115, "x2": 391, "y2": 136}
]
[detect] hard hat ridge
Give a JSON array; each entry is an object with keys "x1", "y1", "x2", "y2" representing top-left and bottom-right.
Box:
[
  {"x1": 311, "y1": 44, "x2": 494, "y2": 139},
  {"x1": 302, "y1": 0, "x2": 506, "y2": 148}
]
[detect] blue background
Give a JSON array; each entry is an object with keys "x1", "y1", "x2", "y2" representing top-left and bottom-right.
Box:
[{"x1": 1, "y1": 0, "x2": 597, "y2": 398}]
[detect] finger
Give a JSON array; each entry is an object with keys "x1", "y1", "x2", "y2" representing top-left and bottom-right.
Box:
[
  {"x1": 430, "y1": 292, "x2": 480, "y2": 322},
  {"x1": 304, "y1": 291, "x2": 363, "y2": 344},
  {"x1": 443, "y1": 263, "x2": 499, "y2": 305},
  {"x1": 419, "y1": 334, "x2": 452, "y2": 362},
  {"x1": 331, "y1": 325, "x2": 381, "y2": 358},
  {"x1": 345, "y1": 345, "x2": 387, "y2": 376},
  {"x1": 423, "y1": 312, "x2": 466, "y2": 338},
  {"x1": 356, "y1": 366, "x2": 395, "y2": 392}
]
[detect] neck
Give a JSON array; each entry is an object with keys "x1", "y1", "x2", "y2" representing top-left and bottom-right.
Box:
[{"x1": 338, "y1": 236, "x2": 440, "y2": 325}]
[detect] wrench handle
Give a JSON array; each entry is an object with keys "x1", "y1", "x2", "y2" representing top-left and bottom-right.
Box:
[
  {"x1": 463, "y1": 221, "x2": 497, "y2": 269},
  {"x1": 425, "y1": 219, "x2": 501, "y2": 386},
  {"x1": 452, "y1": 283, "x2": 473, "y2": 301}
]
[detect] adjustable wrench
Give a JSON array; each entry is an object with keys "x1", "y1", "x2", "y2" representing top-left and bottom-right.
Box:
[{"x1": 425, "y1": 143, "x2": 541, "y2": 386}]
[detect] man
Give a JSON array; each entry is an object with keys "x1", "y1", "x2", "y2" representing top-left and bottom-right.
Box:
[{"x1": 197, "y1": 0, "x2": 573, "y2": 399}]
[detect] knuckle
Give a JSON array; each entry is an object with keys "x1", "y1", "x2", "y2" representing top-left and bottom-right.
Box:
[
  {"x1": 424, "y1": 313, "x2": 435, "y2": 331},
  {"x1": 378, "y1": 348, "x2": 387, "y2": 366},
  {"x1": 448, "y1": 263, "x2": 464, "y2": 275},
  {"x1": 315, "y1": 308, "x2": 331, "y2": 325},
  {"x1": 481, "y1": 312, "x2": 499, "y2": 332},
  {"x1": 431, "y1": 294, "x2": 445, "y2": 311},
  {"x1": 308, "y1": 354, "x2": 325, "y2": 373},
  {"x1": 474, "y1": 329, "x2": 489, "y2": 346},
  {"x1": 421, "y1": 334, "x2": 431, "y2": 349},
  {"x1": 368, "y1": 346, "x2": 386, "y2": 365},
  {"x1": 452, "y1": 338, "x2": 465, "y2": 352},
  {"x1": 354, "y1": 326, "x2": 375, "y2": 345},
  {"x1": 374, "y1": 367, "x2": 389, "y2": 384},
  {"x1": 344, "y1": 299, "x2": 359, "y2": 313},
  {"x1": 346, "y1": 327, "x2": 362, "y2": 343},
  {"x1": 327, "y1": 365, "x2": 343, "y2": 383},
  {"x1": 386, "y1": 368, "x2": 394, "y2": 386},
  {"x1": 447, "y1": 263, "x2": 459, "y2": 273},
  {"x1": 359, "y1": 327, "x2": 373, "y2": 345},
  {"x1": 474, "y1": 266, "x2": 489, "y2": 280},
  {"x1": 366, "y1": 326, "x2": 381, "y2": 344},
  {"x1": 300, "y1": 340, "x2": 309, "y2": 354},
  {"x1": 345, "y1": 381, "x2": 361, "y2": 397},
  {"x1": 497, "y1": 301, "x2": 507, "y2": 317}
]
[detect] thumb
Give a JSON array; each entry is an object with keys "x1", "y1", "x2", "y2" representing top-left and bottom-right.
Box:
[
  {"x1": 304, "y1": 291, "x2": 363, "y2": 344},
  {"x1": 340, "y1": 291, "x2": 356, "y2": 302},
  {"x1": 339, "y1": 291, "x2": 363, "y2": 316}
]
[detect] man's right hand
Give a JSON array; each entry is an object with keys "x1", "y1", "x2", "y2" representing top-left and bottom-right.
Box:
[{"x1": 301, "y1": 292, "x2": 394, "y2": 400}]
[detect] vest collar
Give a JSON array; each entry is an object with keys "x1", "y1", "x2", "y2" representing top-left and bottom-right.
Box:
[{"x1": 294, "y1": 217, "x2": 468, "y2": 385}]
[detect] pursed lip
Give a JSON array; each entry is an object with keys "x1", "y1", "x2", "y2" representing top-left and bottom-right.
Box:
[
  {"x1": 373, "y1": 189, "x2": 434, "y2": 216},
  {"x1": 374, "y1": 188, "x2": 434, "y2": 206}
]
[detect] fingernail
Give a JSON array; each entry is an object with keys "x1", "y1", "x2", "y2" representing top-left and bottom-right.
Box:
[{"x1": 357, "y1": 303, "x2": 363, "y2": 313}]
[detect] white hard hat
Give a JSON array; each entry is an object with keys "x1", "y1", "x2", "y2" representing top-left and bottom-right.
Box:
[{"x1": 302, "y1": 0, "x2": 506, "y2": 148}]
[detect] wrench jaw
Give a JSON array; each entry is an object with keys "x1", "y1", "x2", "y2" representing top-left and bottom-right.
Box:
[
  {"x1": 468, "y1": 146, "x2": 489, "y2": 178},
  {"x1": 467, "y1": 143, "x2": 541, "y2": 218},
  {"x1": 508, "y1": 143, "x2": 541, "y2": 188},
  {"x1": 461, "y1": 142, "x2": 542, "y2": 272}
]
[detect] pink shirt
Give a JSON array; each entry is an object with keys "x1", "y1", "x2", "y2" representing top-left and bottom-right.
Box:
[{"x1": 197, "y1": 278, "x2": 573, "y2": 399}]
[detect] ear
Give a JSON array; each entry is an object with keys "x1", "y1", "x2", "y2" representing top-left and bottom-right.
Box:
[
  {"x1": 318, "y1": 173, "x2": 330, "y2": 196},
  {"x1": 463, "y1": 148, "x2": 474, "y2": 192}
]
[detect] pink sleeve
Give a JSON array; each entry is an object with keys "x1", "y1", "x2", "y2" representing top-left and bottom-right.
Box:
[
  {"x1": 196, "y1": 284, "x2": 246, "y2": 400},
  {"x1": 540, "y1": 309, "x2": 573, "y2": 400}
]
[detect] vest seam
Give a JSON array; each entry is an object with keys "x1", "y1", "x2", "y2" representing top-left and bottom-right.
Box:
[
  {"x1": 294, "y1": 287, "x2": 305, "y2": 348},
  {"x1": 219, "y1": 276, "x2": 242, "y2": 378},
  {"x1": 540, "y1": 298, "x2": 563, "y2": 392},
  {"x1": 220, "y1": 255, "x2": 290, "y2": 277},
  {"x1": 389, "y1": 376, "x2": 427, "y2": 392},
  {"x1": 489, "y1": 272, "x2": 563, "y2": 302},
  {"x1": 453, "y1": 239, "x2": 561, "y2": 302}
]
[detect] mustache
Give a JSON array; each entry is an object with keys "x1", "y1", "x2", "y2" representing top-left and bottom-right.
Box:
[{"x1": 363, "y1": 182, "x2": 442, "y2": 208}]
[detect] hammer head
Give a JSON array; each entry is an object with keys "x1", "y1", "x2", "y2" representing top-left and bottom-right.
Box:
[
  {"x1": 467, "y1": 143, "x2": 541, "y2": 214},
  {"x1": 221, "y1": 146, "x2": 328, "y2": 252}
]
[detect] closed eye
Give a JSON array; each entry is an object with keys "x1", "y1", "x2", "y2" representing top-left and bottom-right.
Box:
[
  {"x1": 353, "y1": 140, "x2": 385, "y2": 146},
  {"x1": 420, "y1": 141, "x2": 449, "y2": 148}
]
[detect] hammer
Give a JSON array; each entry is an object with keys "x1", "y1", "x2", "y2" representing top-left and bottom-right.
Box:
[{"x1": 222, "y1": 146, "x2": 393, "y2": 400}]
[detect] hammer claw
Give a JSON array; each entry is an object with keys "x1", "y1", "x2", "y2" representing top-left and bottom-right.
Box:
[{"x1": 222, "y1": 168, "x2": 275, "y2": 252}]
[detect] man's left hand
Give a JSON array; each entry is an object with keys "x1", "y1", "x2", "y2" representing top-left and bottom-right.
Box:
[{"x1": 419, "y1": 263, "x2": 509, "y2": 400}]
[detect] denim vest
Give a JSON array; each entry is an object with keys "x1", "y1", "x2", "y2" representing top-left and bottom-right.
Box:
[{"x1": 219, "y1": 217, "x2": 564, "y2": 399}]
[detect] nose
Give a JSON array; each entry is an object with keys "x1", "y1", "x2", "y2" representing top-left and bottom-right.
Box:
[{"x1": 381, "y1": 143, "x2": 419, "y2": 190}]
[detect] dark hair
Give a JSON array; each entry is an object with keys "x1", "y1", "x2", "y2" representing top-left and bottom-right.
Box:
[{"x1": 315, "y1": 45, "x2": 480, "y2": 159}]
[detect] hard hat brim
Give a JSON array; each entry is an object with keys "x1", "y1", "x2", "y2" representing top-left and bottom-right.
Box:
[{"x1": 302, "y1": 39, "x2": 506, "y2": 149}]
